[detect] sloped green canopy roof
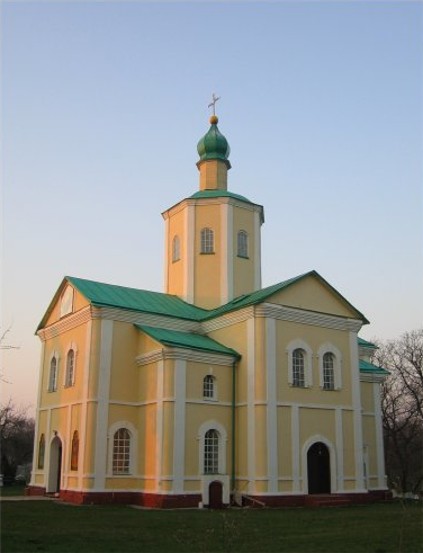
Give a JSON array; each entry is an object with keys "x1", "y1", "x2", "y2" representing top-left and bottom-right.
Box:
[
  {"x1": 204, "y1": 270, "x2": 369, "y2": 323},
  {"x1": 359, "y1": 359, "x2": 389, "y2": 375},
  {"x1": 189, "y1": 189, "x2": 254, "y2": 204},
  {"x1": 66, "y1": 276, "x2": 208, "y2": 320},
  {"x1": 136, "y1": 325, "x2": 240, "y2": 359},
  {"x1": 37, "y1": 270, "x2": 369, "y2": 331},
  {"x1": 358, "y1": 337, "x2": 378, "y2": 349}
]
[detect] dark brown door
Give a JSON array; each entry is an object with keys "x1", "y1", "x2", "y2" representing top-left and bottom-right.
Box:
[
  {"x1": 307, "y1": 442, "x2": 330, "y2": 494},
  {"x1": 208, "y1": 481, "x2": 223, "y2": 508}
]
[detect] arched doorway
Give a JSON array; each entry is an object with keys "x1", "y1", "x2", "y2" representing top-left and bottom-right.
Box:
[
  {"x1": 208, "y1": 481, "x2": 223, "y2": 508},
  {"x1": 307, "y1": 442, "x2": 330, "y2": 494},
  {"x1": 47, "y1": 436, "x2": 63, "y2": 494}
]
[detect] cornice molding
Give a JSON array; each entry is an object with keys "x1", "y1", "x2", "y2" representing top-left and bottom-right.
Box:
[
  {"x1": 136, "y1": 347, "x2": 235, "y2": 366},
  {"x1": 91, "y1": 306, "x2": 201, "y2": 333},
  {"x1": 360, "y1": 373, "x2": 386, "y2": 383},
  {"x1": 201, "y1": 306, "x2": 254, "y2": 332},
  {"x1": 163, "y1": 196, "x2": 263, "y2": 220},
  {"x1": 255, "y1": 303, "x2": 363, "y2": 332},
  {"x1": 37, "y1": 306, "x2": 92, "y2": 341}
]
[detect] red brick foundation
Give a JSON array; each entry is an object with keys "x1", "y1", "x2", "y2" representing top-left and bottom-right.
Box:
[
  {"x1": 25, "y1": 485, "x2": 391, "y2": 508},
  {"x1": 25, "y1": 486, "x2": 46, "y2": 497}
]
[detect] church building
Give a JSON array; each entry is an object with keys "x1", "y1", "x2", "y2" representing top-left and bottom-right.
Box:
[{"x1": 28, "y1": 109, "x2": 389, "y2": 507}]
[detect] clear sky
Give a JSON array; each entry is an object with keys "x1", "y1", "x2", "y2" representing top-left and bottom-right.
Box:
[{"x1": 2, "y1": 1, "x2": 422, "y2": 414}]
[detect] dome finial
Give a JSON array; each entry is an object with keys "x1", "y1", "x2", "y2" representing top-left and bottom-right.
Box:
[{"x1": 208, "y1": 93, "x2": 220, "y2": 124}]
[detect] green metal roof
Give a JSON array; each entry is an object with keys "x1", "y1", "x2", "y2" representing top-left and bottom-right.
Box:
[
  {"x1": 358, "y1": 337, "x2": 378, "y2": 349},
  {"x1": 136, "y1": 325, "x2": 240, "y2": 358},
  {"x1": 38, "y1": 270, "x2": 369, "y2": 331},
  {"x1": 189, "y1": 189, "x2": 255, "y2": 205},
  {"x1": 204, "y1": 270, "x2": 369, "y2": 323},
  {"x1": 359, "y1": 359, "x2": 389, "y2": 375},
  {"x1": 66, "y1": 277, "x2": 207, "y2": 320}
]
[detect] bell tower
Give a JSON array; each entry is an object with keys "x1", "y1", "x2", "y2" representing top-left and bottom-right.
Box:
[{"x1": 163, "y1": 104, "x2": 264, "y2": 309}]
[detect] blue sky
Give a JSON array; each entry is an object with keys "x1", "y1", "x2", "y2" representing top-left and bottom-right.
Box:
[{"x1": 2, "y1": 1, "x2": 422, "y2": 412}]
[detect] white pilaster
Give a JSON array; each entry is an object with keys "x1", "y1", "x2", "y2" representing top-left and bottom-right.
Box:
[
  {"x1": 173, "y1": 359, "x2": 186, "y2": 493},
  {"x1": 156, "y1": 359, "x2": 164, "y2": 489},
  {"x1": 185, "y1": 205, "x2": 195, "y2": 304},
  {"x1": 373, "y1": 382, "x2": 386, "y2": 488},
  {"x1": 266, "y1": 318, "x2": 278, "y2": 493},
  {"x1": 163, "y1": 216, "x2": 169, "y2": 292},
  {"x1": 335, "y1": 407, "x2": 344, "y2": 492},
  {"x1": 93, "y1": 319, "x2": 113, "y2": 490},
  {"x1": 220, "y1": 203, "x2": 233, "y2": 304},
  {"x1": 291, "y1": 404, "x2": 300, "y2": 492},
  {"x1": 349, "y1": 331, "x2": 365, "y2": 491},
  {"x1": 30, "y1": 340, "x2": 46, "y2": 486},
  {"x1": 78, "y1": 320, "x2": 92, "y2": 489},
  {"x1": 247, "y1": 318, "x2": 256, "y2": 494},
  {"x1": 254, "y1": 210, "x2": 262, "y2": 290}
]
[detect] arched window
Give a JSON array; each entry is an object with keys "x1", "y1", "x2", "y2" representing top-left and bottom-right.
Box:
[
  {"x1": 323, "y1": 352, "x2": 335, "y2": 390},
  {"x1": 237, "y1": 230, "x2": 248, "y2": 258},
  {"x1": 37, "y1": 434, "x2": 45, "y2": 469},
  {"x1": 48, "y1": 356, "x2": 58, "y2": 392},
  {"x1": 65, "y1": 349, "x2": 75, "y2": 387},
  {"x1": 204, "y1": 429, "x2": 219, "y2": 474},
  {"x1": 203, "y1": 375, "x2": 215, "y2": 400},
  {"x1": 71, "y1": 431, "x2": 79, "y2": 471},
  {"x1": 200, "y1": 228, "x2": 214, "y2": 254},
  {"x1": 318, "y1": 344, "x2": 342, "y2": 390},
  {"x1": 113, "y1": 428, "x2": 131, "y2": 475},
  {"x1": 172, "y1": 235, "x2": 180, "y2": 262},
  {"x1": 292, "y1": 349, "x2": 305, "y2": 387}
]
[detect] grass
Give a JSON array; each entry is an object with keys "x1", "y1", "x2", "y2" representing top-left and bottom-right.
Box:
[
  {"x1": 1, "y1": 500, "x2": 422, "y2": 553},
  {"x1": 0, "y1": 484, "x2": 26, "y2": 497}
]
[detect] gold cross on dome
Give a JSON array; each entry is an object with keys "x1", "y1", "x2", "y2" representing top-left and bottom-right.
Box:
[{"x1": 208, "y1": 93, "x2": 220, "y2": 116}]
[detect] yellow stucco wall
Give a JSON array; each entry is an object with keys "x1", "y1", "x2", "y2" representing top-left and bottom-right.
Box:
[
  {"x1": 194, "y1": 203, "x2": 222, "y2": 308},
  {"x1": 268, "y1": 274, "x2": 360, "y2": 319},
  {"x1": 232, "y1": 205, "x2": 258, "y2": 298}
]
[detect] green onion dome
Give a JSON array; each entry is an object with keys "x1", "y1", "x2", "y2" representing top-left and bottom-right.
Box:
[{"x1": 197, "y1": 116, "x2": 230, "y2": 163}]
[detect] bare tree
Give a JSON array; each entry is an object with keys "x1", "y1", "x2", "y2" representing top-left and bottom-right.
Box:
[
  {"x1": 0, "y1": 326, "x2": 20, "y2": 384},
  {"x1": 372, "y1": 329, "x2": 423, "y2": 494},
  {"x1": 0, "y1": 400, "x2": 35, "y2": 484}
]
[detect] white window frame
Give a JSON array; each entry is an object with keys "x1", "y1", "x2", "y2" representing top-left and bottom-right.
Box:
[
  {"x1": 198, "y1": 420, "x2": 227, "y2": 476},
  {"x1": 107, "y1": 421, "x2": 137, "y2": 477},
  {"x1": 200, "y1": 227, "x2": 214, "y2": 254},
  {"x1": 286, "y1": 340, "x2": 313, "y2": 388},
  {"x1": 48, "y1": 351, "x2": 60, "y2": 392},
  {"x1": 318, "y1": 343, "x2": 342, "y2": 390},
  {"x1": 64, "y1": 343, "x2": 78, "y2": 388},
  {"x1": 172, "y1": 235, "x2": 180, "y2": 262},
  {"x1": 203, "y1": 374, "x2": 217, "y2": 401},
  {"x1": 60, "y1": 285, "x2": 74, "y2": 318},
  {"x1": 237, "y1": 230, "x2": 248, "y2": 258}
]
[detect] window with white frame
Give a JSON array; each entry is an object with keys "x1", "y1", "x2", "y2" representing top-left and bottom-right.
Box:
[
  {"x1": 237, "y1": 230, "x2": 248, "y2": 258},
  {"x1": 323, "y1": 352, "x2": 335, "y2": 390},
  {"x1": 113, "y1": 428, "x2": 131, "y2": 475},
  {"x1": 48, "y1": 356, "x2": 58, "y2": 392},
  {"x1": 60, "y1": 285, "x2": 74, "y2": 318},
  {"x1": 172, "y1": 235, "x2": 180, "y2": 262},
  {"x1": 37, "y1": 434, "x2": 45, "y2": 469},
  {"x1": 318, "y1": 344, "x2": 342, "y2": 390},
  {"x1": 200, "y1": 227, "x2": 214, "y2": 254},
  {"x1": 287, "y1": 340, "x2": 313, "y2": 388},
  {"x1": 292, "y1": 349, "x2": 305, "y2": 387},
  {"x1": 71, "y1": 430, "x2": 79, "y2": 471},
  {"x1": 203, "y1": 375, "x2": 216, "y2": 399},
  {"x1": 65, "y1": 349, "x2": 75, "y2": 387},
  {"x1": 204, "y1": 429, "x2": 219, "y2": 474}
]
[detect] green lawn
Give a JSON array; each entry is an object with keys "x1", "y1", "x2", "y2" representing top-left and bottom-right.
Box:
[
  {"x1": 0, "y1": 485, "x2": 27, "y2": 497},
  {"x1": 1, "y1": 500, "x2": 422, "y2": 553}
]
